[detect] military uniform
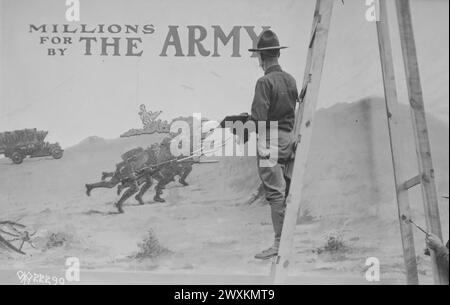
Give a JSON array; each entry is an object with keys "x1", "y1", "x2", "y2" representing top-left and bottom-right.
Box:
[
  {"x1": 247, "y1": 30, "x2": 298, "y2": 259},
  {"x1": 111, "y1": 148, "x2": 150, "y2": 212},
  {"x1": 150, "y1": 137, "x2": 177, "y2": 202},
  {"x1": 130, "y1": 137, "x2": 193, "y2": 205},
  {"x1": 85, "y1": 147, "x2": 151, "y2": 213},
  {"x1": 133, "y1": 145, "x2": 161, "y2": 205},
  {"x1": 251, "y1": 64, "x2": 298, "y2": 250},
  {"x1": 177, "y1": 161, "x2": 193, "y2": 186}
]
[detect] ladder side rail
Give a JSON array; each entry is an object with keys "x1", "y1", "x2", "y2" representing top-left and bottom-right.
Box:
[
  {"x1": 395, "y1": 0, "x2": 447, "y2": 285},
  {"x1": 273, "y1": 0, "x2": 334, "y2": 284},
  {"x1": 376, "y1": 0, "x2": 418, "y2": 285}
]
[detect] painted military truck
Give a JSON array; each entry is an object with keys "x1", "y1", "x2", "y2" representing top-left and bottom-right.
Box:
[{"x1": 0, "y1": 129, "x2": 63, "y2": 164}]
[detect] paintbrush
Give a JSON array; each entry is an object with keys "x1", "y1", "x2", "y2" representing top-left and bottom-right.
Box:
[{"x1": 401, "y1": 215, "x2": 429, "y2": 236}]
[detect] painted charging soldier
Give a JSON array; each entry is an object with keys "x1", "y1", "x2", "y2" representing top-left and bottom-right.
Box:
[
  {"x1": 86, "y1": 116, "x2": 197, "y2": 212},
  {"x1": 120, "y1": 142, "x2": 161, "y2": 204},
  {"x1": 91, "y1": 137, "x2": 193, "y2": 208},
  {"x1": 247, "y1": 30, "x2": 298, "y2": 260},
  {"x1": 150, "y1": 136, "x2": 194, "y2": 202},
  {"x1": 85, "y1": 146, "x2": 153, "y2": 213},
  {"x1": 144, "y1": 117, "x2": 198, "y2": 201},
  {"x1": 117, "y1": 137, "x2": 193, "y2": 203}
]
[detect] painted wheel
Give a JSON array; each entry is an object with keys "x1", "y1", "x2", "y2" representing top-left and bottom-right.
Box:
[
  {"x1": 11, "y1": 152, "x2": 24, "y2": 164},
  {"x1": 52, "y1": 149, "x2": 63, "y2": 160}
]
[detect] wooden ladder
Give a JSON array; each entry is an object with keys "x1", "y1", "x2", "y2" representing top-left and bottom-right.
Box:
[{"x1": 271, "y1": 0, "x2": 334, "y2": 284}]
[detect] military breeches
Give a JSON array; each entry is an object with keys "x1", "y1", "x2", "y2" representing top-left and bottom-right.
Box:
[
  {"x1": 179, "y1": 163, "x2": 192, "y2": 181},
  {"x1": 257, "y1": 157, "x2": 291, "y2": 248}
]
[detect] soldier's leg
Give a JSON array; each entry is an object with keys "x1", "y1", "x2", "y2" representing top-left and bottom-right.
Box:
[
  {"x1": 154, "y1": 178, "x2": 169, "y2": 203},
  {"x1": 246, "y1": 183, "x2": 266, "y2": 205},
  {"x1": 101, "y1": 171, "x2": 115, "y2": 181},
  {"x1": 283, "y1": 159, "x2": 294, "y2": 199},
  {"x1": 117, "y1": 183, "x2": 125, "y2": 195},
  {"x1": 179, "y1": 164, "x2": 192, "y2": 186},
  {"x1": 86, "y1": 174, "x2": 120, "y2": 196},
  {"x1": 255, "y1": 160, "x2": 287, "y2": 259},
  {"x1": 115, "y1": 180, "x2": 139, "y2": 213},
  {"x1": 119, "y1": 175, "x2": 148, "y2": 195},
  {"x1": 135, "y1": 176, "x2": 153, "y2": 205},
  {"x1": 117, "y1": 180, "x2": 133, "y2": 195}
]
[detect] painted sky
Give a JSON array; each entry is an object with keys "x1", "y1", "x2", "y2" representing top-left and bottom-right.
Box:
[{"x1": 0, "y1": 0, "x2": 448, "y2": 147}]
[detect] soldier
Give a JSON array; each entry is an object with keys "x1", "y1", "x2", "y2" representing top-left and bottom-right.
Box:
[
  {"x1": 247, "y1": 30, "x2": 298, "y2": 260},
  {"x1": 85, "y1": 147, "x2": 151, "y2": 213},
  {"x1": 133, "y1": 159, "x2": 193, "y2": 203},
  {"x1": 133, "y1": 143, "x2": 164, "y2": 204},
  {"x1": 145, "y1": 136, "x2": 195, "y2": 202},
  {"x1": 118, "y1": 137, "x2": 193, "y2": 204},
  {"x1": 152, "y1": 137, "x2": 180, "y2": 203},
  {"x1": 94, "y1": 136, "x2": 193, "y2": 207}
]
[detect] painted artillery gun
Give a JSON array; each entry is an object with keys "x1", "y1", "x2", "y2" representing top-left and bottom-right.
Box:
[
  {"x1": 0, "y1": 220, "x2": 36, "y2": 255},
  {"x1": 0, "y1": 129, "x2": 63, "y2": 164}
]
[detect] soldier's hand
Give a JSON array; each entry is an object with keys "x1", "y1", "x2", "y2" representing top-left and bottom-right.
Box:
[
  {"x1": 426, "y1": 233, "x2": 443, "y2": 251},
  {"x1": 239, "y1": 112, "x2": 250, "y2": 121}
]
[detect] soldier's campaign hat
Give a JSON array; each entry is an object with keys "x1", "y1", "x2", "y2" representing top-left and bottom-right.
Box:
[{"x1": 248, "y1": 29, "x2": 288, "y2": 52}]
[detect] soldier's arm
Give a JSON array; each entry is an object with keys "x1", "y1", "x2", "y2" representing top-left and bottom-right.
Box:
[
  {"x1": 426, "y1": 234, "x2": 449, "y2": 271},
  {"x1": 250, "y1": 78, "x2": 270, "y2": 123},
  {"x1": 435, "y1": 244, "x2": 449, "y2": 271},
  {"x1": 250, "y1": 78, "x2": 272, "y2": 157}
]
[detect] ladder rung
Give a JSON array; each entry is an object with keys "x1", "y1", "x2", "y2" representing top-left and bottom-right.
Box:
[
  {"x1": 309, "y1": 24, "x2": 318, "y2": 48},
  {"x1": 299, "y1": 84, "x2": 308, "y2": 102},
  {"x1": 401, "y1": 175, "x2": 421, "y2": 191},
  {"x1": 309, "y1": 16, "x2": 321, "y2": 48}
]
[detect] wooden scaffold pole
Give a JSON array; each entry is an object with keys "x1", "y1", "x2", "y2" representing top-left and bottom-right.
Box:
[
  {"x1": 395, "y1": 0, "x2": 447, "y2": 285},
  {"x1": 272, "y1": 0, "x2": 334, "y2": 284},
  {"x1": 376, "y1": 0, "x2": 419, "y2": 285}
]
